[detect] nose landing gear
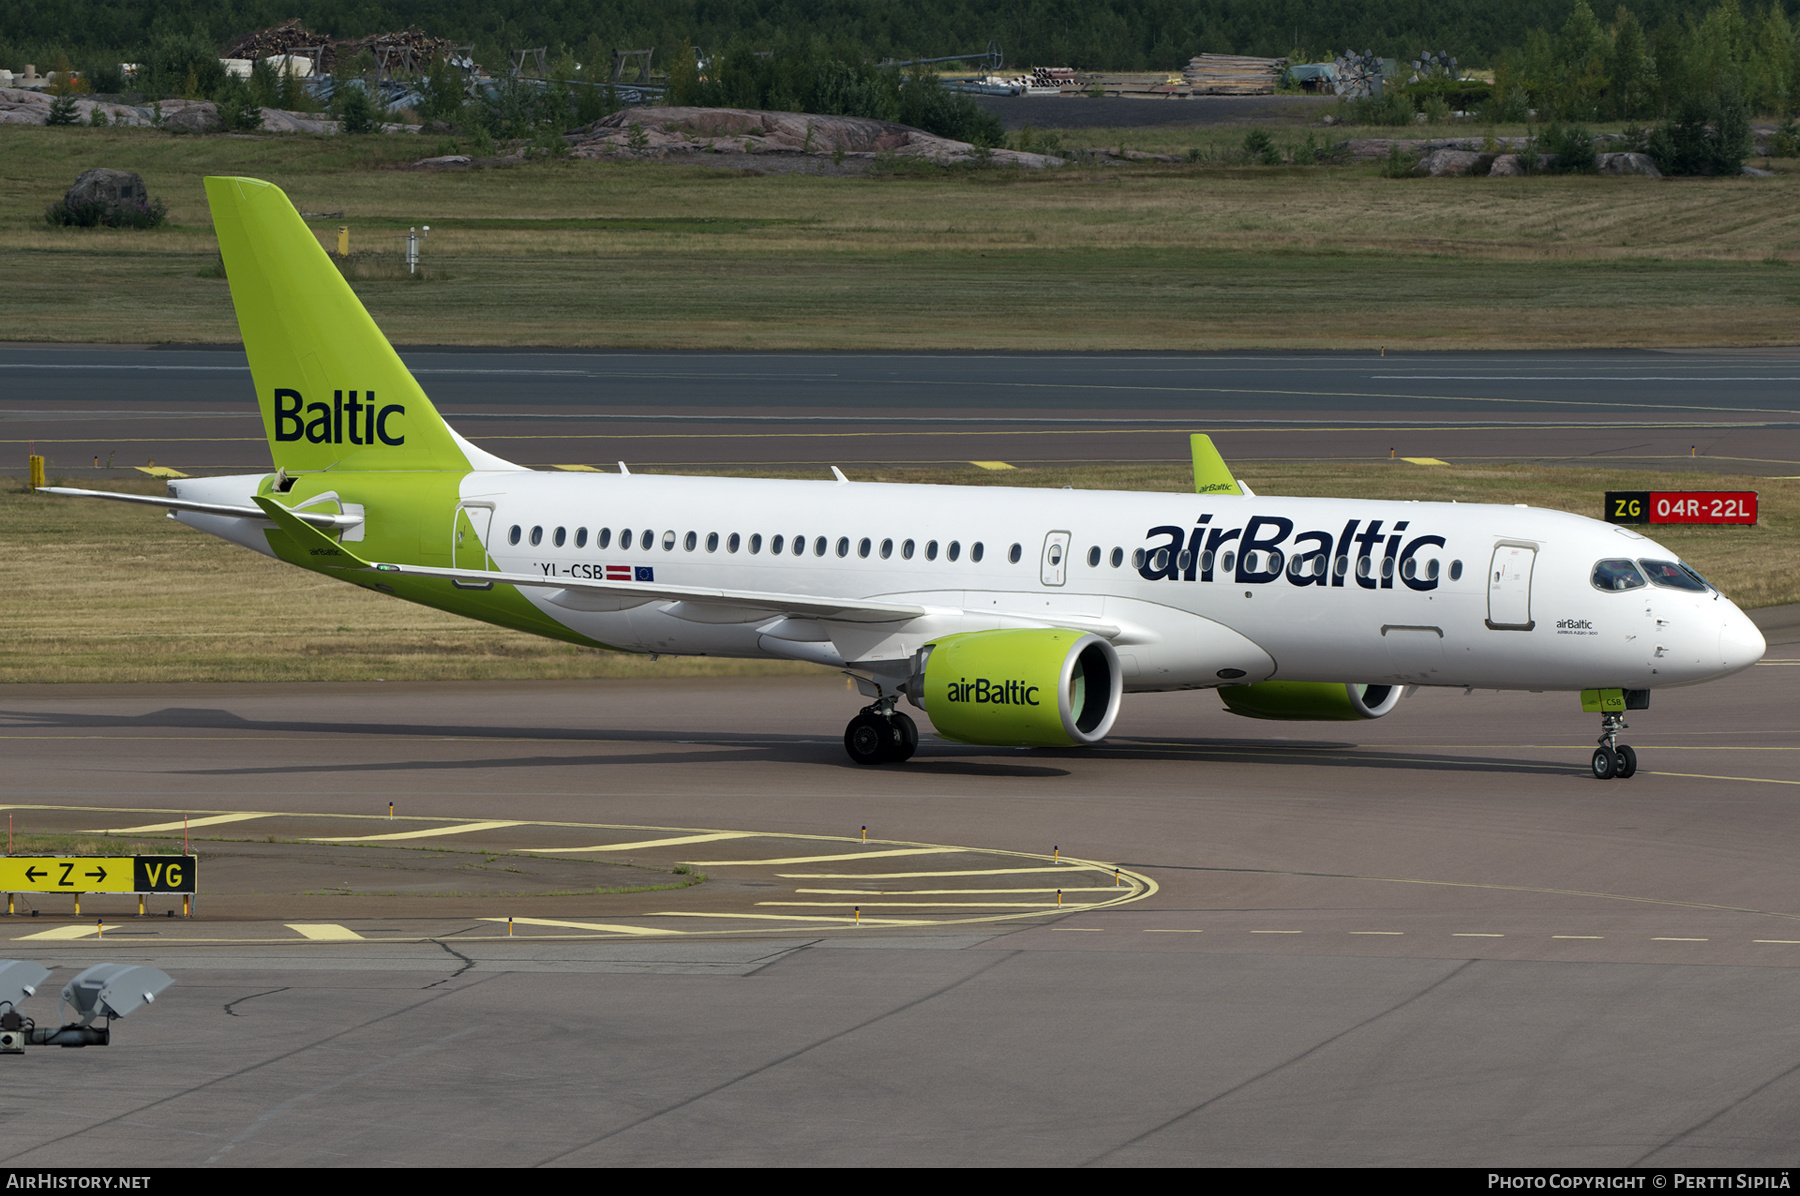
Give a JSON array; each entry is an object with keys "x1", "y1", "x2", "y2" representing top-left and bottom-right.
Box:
[
  {"x1": 1590, "y1": 713, "x2": 1638, "y2": 780},
  {"x1": 844, "y1": 696, "x2": 918, "y2": 766}
]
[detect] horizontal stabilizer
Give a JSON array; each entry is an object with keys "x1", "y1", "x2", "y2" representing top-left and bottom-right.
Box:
[{"x1": 41, "y1": 486, "x2": 362, "y2": 530}]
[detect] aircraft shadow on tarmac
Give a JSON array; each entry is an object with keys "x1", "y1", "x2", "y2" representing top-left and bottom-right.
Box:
[{"x1": 0, "y1": 706, "x2": 1572, "y2": 779}]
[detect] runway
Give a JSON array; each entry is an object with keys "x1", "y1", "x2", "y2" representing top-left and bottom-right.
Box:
[
  {"x1": 1, "y1": 609, "x2": 1798, "y2": 1165},
  {"x1": 5, "y1": 346, "x2": 1800, "y2": 479}
]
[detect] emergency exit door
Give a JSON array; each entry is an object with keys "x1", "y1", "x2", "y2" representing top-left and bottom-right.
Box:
[{"x1": 1041, "y1": 531, "x2": 1071, "y2": 586}]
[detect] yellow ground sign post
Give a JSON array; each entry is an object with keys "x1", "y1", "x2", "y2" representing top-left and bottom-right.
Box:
[{"x1": 0, "y1": 856, "x2": 196, "y2": 894}]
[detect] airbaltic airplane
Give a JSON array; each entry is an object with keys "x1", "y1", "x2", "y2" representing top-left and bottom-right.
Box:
[{"x1": 42, "y1": 177, "x2": 1766, "y2": 777}]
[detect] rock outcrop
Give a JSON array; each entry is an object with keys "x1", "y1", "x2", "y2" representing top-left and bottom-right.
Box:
[
  {"x1": 1414, "y1": 148, "x2": 1485, "y2": 177},
  {"x1": 563, "y1": 107, "x2": 1063, "y2": 169}
]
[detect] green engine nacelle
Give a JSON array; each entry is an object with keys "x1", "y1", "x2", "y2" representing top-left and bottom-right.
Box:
[
  {"x1": 911, "y1": 629, "x2": 1123, "y2": 747},
  {"x1": 1218, "y1": 681, "x2": 1403, "y2": 721}
]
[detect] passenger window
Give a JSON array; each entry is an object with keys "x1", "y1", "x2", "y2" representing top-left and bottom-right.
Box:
[
  {"x1": 836, "y1": 536, "x2": 850, "y2": 558},
  {"x1": 880, "y1": 538, "x2": 893, "y2": 559},
  {"x1": 663, "y1": 531, "x2": 677, "y2": 551},
  {"x1": 530, "y1": 526, "x2": 543, "y2": 547},
  {"x1": 1449, "y1": 560, "x2": 1463, "y2": 581},
  {"x1": 508, "y1": 525, "x2": 522, "y2": 545},
  {"x1": 706, "y1": 532, "x2": 719, "y2": 552},
  {"x1": 1639, "y1": 559, "x2": 1707, "y2": 592},
  {"x1": 1427, "y1": 559, "x2": 1440, "y2": 581},
  {"x1": 1591, "y1": 558, "x2": 1647, "y2": 592},
  {"x1": 1335, "y1": 555, "x2": 1349, "y2": 578},
  {"x1": 770, "y1": 534, "x2": 784, "y2": 554},
  {"x1": 1132, "y1": 548, "x2": 1145, "y2": 569},
  {"x1": 948, "y1": 541, "x2": 961, "y2": 562},
  {"x1": 1110, "y1": 547, "x2": 1123, "y2": 568},
  {"x1": 553, "y1": 526, "x2": 566, "y2": 548},
  {"x1": 1201, "y1": 550, "x2": 1214, "y2": 574},
  {"x1": 1085, "y1": 545, "x2": 1098, "y2": 567},
  {"x1": 575, "y1": 528, "x2": 588, "y2": 549},
  {"x1": 1010, "y1": 543, "x2": 1024, "y2": 565},
  {"x1": 858, "y1": 537, "x2": 871, "y2": 559},
  {"x1": 925, "y1": 540, "x2": 939, "y2": 561},
  {"x1": 813, "y1": 536, "x2": 827, "y2": 556},
  {"x1": 971, "y1": 542, "x2": 984, "y2": 562},
  {"x1": 622, "y1": 529, "x2": 636, "y2": 550},
  {"x1": 1220, "y1": 550, "x2": 1236, "y2": 573},
  {"x1": 727, "y1": 533, "x2": 740, "y2": 553},
  {"x1": 684, "y1": 531, "x2": 697, "y2": 551},
  {"x1": 748, "y1": 534, "x2": 762, "y2": 554},
  {"x1": 902, "y1": 539, "x2": 915, "y2": 560}
]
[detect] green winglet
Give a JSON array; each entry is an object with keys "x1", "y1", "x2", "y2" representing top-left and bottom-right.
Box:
[
  {"x1": 1190, "y1": 434, "x2": 1244, "y2": 496},
  {"x1": 252, "y1": 495, "x2": 373, "y2": 569}
]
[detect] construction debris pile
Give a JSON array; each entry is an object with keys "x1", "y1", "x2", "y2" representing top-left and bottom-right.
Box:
[
  {"x1": 223, "y1": 19, "x2": 461, "y2": 75},
  {"x1": 546, "y1": 107, "x2": 1063, "y2": 170},
  {"x1": 1182, "y1": 54, "x2": 1288, "y2": 95}
]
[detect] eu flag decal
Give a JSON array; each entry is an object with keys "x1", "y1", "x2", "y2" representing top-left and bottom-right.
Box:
[{"x1": 635, "y1": 566, "x2": 655, "y2": 582}]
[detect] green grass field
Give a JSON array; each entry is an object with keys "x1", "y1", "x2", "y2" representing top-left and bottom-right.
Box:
[
  {"x1": 3, "y1": 461, "x2": 1789, "y2": 684},
  {"x1": 3, "y1": 124, "x2": 1798, "y2": 349}
]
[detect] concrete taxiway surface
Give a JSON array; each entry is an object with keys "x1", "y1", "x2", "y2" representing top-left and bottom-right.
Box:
[
  {"x1": 0, "y1": 612, "x2": 1797, "y2": 1165},
  {"x1": 6, "y1": 347, "x2": 1800, "y2": 479}
]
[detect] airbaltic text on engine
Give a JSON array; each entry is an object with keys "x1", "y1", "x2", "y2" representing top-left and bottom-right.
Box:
[
  {"x1": 946, "y1": 678, "x2": 1041, "y2": 706},
  {"x1": 272, "y1": 389, "x2": 406, "y2": 446},
  {"x1": 1138, "y1": 514, "x2": 1444, "y2": 589}
]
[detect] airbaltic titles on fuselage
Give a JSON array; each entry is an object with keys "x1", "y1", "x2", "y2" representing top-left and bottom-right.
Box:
[
  {"x1": 273, "y1": 389, "x2": 406, "y2": 446},
  {"x1": 1139, "y1": 514, "x2": 1447, "y2": 590}
]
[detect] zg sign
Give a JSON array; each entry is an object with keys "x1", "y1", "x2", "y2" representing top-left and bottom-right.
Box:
[
  {"x1": 1605, "y1": 491, "x2": 1758, "y2": 526},
  {"x1": 0, "y1": 856, "x2": 196, "y2": 894}
]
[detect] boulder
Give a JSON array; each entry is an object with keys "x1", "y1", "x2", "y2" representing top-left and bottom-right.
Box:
[
  {"x1": 1598, "y1": 151, "x2": 1662, "y2": 177},
  {"x1": 160, "y1": 100, "x2": 219, "y2": 134},
  {"x1": 1741, "y1": 165, "x2": 1774, "y2": 177},
  {"x1": 1488, "y1": 154, "x2": 1525, "y2": 176},
  {"x1": 1414, "y1": 148, "x2": 1484, "y2": 177},
  {"x1": 64, "y1": 168, "x2": 150, "y2": 218}
]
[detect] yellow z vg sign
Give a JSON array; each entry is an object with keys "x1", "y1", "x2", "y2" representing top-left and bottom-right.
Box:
[{"x1": 0, "y1": 856, "x2": 196, "y2": 894}]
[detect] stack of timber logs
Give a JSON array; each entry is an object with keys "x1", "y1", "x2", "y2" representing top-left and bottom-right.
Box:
[{"x1": 1182, "y1": 54, "x2": 1288, "y2": 95}]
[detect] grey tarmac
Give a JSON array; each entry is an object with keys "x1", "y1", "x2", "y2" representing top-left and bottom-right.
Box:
[
  {"x1": 0, "y1": 606, "x2": 1796, "y2": 1165},
  {"x1": 6, "y1": 346, "x2": 1800, "y2": 479}
]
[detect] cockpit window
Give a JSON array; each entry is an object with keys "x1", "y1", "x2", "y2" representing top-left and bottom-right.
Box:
[
  {"x1": 1640, "y1": 559, "x2": 1708, "y2": 592},
  {"x1": 1591, "y1": 559, "x2": 1647, "y2": 592}
]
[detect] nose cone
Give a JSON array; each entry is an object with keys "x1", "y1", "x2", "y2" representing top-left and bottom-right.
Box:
[{"x1": 1718, "y1": 605, "x2": 1766, "y2": 676}]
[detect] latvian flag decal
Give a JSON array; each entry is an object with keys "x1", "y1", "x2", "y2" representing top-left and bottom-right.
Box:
[{"x1": 604, "y1": 565, "x2": 633, "y2": 581}]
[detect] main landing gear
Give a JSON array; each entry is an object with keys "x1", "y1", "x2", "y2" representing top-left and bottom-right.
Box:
[
  {"x1": 1590, "y1": 712, "x2": 1638, "y2": 780},
  {"x1": 844, "y1": 696, "x2": 918, "y2": 766}
]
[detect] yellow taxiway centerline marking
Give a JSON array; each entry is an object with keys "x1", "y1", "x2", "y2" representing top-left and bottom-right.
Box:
[
  {"x1": 1554, "y1": 935, "x2": 1604, "y2": 939},
  {"x1": 92, "y1": 812, "x2": 273, "y2": 833},
  {"x1": 780, "y1": 866, "x2": 1104, "y2": 879},
  {"x1": 479, "y1": 917, "x2": 672, "y2": 936},
  {"x1": 1349, "y1": 931, "x2": 1403, "y2": 935},
  {"x1": 1055, "y1": 928, "x2": 1103, "y2": 932},
  {"x1": 760, "y1": 900, "x2": 1111, "y2": 909},
  {"x1": 1754, "y1": 940, "x2": 1800, "y2": 944},
  {"x1": 651, "y1": 911, "x2": 930, "y2": 925},
  {"x1": 1647, "y1": 771, "x2": 1800, "y2": 787},
  {"x1": 15, "y1": 924, "x2": 116, "y2": 940},
  {"x1": 793, "y1": 887, "x2": 1128, "y2": 895},
  {"x1": 1652, "y1": 937, "x2": 1710, "y2": 941},
  {"x1": 286, "y1": 924, "x2": 365, "y2": 941},
  {"x1": 1143, "y1": 929, "x2": 1204, "y2": 933},
  {"x1": 307, "y1": 820, "x2": 527, "y2": 843},
  {"x1": 526, "y1": 832, "x2": 757, "y2": 853},
  {"x1": 1250, "y1": 930, "x2": 1302, "y2": 934},
  {"x1": 687, "y1": 848, "x2": 966, "y2": 866},
  {"x1": 1454, "y1": 933, "x2": 1504, "y2": 937}
]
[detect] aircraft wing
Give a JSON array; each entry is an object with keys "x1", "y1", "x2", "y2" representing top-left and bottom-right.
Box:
[
  {"x1": 251, "y1": 496, "x2": 924, "y2": 623},
  {"x1": 39, "y1": 486, "x2": 363, "y2": 530}
]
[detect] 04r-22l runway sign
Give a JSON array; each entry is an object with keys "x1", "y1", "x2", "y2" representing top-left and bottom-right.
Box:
[{"x1": 0, "y1": 856, "x2": 196, "y2": 894}]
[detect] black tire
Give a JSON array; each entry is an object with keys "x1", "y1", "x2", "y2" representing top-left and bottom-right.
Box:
[
  {"x1": 845, "y1": 712, "x2": 895, "y2": 766},
  {"x1": 892, "y1": 712, "x2": 919, "y2": 762},
  {"x1": 1591, "y1": 747, "x2": 1617, "y2": 780},
  {"x1": 1615, "y1": 745, "x2": 1638, "y2": 779}
]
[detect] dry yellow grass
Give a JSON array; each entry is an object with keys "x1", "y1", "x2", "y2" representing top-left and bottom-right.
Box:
[
  {"x1": 1, "y1": 125, "x2": 1797, "y2": 348},
  {"x1": 2, "y1": 461, "x2": 1789, "y2": 684}
]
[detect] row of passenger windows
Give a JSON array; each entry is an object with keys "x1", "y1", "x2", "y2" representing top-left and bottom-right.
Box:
[{"x1": 509, "y1": 524, "x2": 997, "y2": 562}]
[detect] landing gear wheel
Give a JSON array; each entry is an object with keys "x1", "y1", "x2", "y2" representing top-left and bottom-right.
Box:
[
  {"x1": 891, "y1": 712, "x2": 919, "y2": 762},
  {"x1": 1591, "y1": 747, "x2": 1618, "y2": 780},
  {"x1": 845, "y1": 712, "x2": 898, "y2": 766},
  {"x1": 1615, "y1": 744, "x2": 1637, "y2": 779}
]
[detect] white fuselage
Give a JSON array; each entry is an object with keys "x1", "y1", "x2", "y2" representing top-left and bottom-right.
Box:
[{"x1": 176, "y1": 470, "x2": 1766, "y2": 695}]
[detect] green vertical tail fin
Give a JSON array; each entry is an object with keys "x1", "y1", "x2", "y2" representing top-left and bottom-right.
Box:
[
  {"x1": 1190, "y1": 434, "x2": 1245, "y2": 496},
  {"x1": 205, "y1": 176, "x2": 479, "y2": 474}
]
